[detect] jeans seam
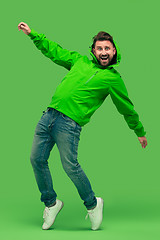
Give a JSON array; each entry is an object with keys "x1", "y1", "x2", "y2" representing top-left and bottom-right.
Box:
[
  {"x1": 40, "y1": 135, "x2": 52, "y2": 198},
  {"x1": 73, "y1": 124, "x2": 89, "y2": 197}
]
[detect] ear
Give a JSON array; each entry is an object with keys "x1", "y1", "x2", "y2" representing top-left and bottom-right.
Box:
[
  {"x1": 113, "y1": 47, "x2": 116, "y2": 56},
  {"x1": 92, "y1": 48, "x2": 95, "y2": 54}
]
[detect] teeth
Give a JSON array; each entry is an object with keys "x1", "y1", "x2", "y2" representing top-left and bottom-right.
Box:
[{"x1": 101, "y1": 56, "x2": 108, "y2": 59}]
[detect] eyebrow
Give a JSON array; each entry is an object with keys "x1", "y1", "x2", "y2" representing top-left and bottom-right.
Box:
[{"x1": 96, "y1": 46, "x2": 110, "y2": 48}]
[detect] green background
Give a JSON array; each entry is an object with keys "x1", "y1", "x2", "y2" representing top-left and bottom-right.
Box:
[{"x1": 1, "y1": 0, "x2": 159, "y2": 239}]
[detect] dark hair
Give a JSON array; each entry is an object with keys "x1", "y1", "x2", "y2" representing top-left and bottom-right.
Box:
[
  {"x1": 91, "y1": 31, "x2": 117, "y2": 64},
  {"x1": 91, "y1": 31, "x2": 115, "y2": 49}
]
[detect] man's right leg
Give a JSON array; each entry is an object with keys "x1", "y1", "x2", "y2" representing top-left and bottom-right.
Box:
[{"x1": 30, "y1": 109, "x2": 57, "y2": 207}]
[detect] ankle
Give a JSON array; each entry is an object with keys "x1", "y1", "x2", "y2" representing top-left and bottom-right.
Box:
[
  {"x1": 47, "y1": 201, "x2": 56, "y2": 208},
  {"x1": 87, "y1": 204, "x2": 97, "y2": 211}
]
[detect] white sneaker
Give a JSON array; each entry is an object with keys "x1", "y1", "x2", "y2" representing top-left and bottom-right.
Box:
[
  {"x1": 85, "y1": 197, "x2": 104, "y2": 230},
  {"x1": 42, "y1": 199, "x2": 64, "y2": 230}
]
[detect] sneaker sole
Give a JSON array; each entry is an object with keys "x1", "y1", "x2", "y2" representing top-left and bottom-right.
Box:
[{"x1": 42, "y1": 201, "x2": 64, "y2": 230}]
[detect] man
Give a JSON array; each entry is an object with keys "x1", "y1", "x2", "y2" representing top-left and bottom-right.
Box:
[{"x1": 18, "y1": 22, "x2": 147, "y2": 231}]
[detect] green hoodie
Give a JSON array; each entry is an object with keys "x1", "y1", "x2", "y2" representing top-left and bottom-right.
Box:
[{"x1": 28, "y1": 29, "x2": 146, "y2": 137}]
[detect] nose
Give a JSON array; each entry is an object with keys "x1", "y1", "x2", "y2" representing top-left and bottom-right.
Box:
[{"x1": 101, "y1": 49, "x2": 107, "y2": 55}]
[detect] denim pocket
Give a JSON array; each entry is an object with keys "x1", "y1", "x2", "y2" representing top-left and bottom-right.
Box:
[
  {"x1": 61, "y1": 113, "x2": 82, "y2": 131},
  {"x1": 61, "y1": 113, "x2": 74, "y2": 122}
]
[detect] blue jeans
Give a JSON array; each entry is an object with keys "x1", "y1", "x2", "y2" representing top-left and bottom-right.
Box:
[{"x1": 30, "y1": 107, "x2": 97, "y2": 210}]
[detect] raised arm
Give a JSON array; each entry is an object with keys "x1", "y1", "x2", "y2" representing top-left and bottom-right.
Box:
[
  {"x1": 109, "y1": 76, "x2": 147, "y2": 140},
  {"x1": 18, "y1": 22, "x2": 82, "y2": 70}
]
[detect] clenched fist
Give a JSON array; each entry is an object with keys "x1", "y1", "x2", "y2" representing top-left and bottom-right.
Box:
[
  {"x1": 138, "y1": 136, "x2": 148, "y2": 149},
  {"x1": 18, "y1": 22, "x2": 31, "y2": 35}
]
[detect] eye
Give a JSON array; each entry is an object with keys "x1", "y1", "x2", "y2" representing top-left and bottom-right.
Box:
[
  {"x1": 105, "y1": 47, "x2": 109, "y2": 50},
  {"x1": 97, "y1": 47, "x2": 102, "y2": 50}
]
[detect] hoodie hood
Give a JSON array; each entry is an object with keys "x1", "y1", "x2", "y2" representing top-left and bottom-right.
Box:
[{"x1": 89, "y1": 38, "x2": 121, "y2": 69}]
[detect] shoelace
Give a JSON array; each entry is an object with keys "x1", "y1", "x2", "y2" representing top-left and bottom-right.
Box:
[
  {"x1": 43, "y1": 207, "x2": 50, "y2": 219},
  {"x1": 85, "y1": 213, "x2": 89, "y2": 220},
  {"x1": 85, "y1": 210, "x2": 94, "y2": 220}
]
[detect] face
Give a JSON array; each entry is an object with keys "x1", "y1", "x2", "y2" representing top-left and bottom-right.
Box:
[{"x1": 92, "y1": 40, "x2": 116, "y2": 67}]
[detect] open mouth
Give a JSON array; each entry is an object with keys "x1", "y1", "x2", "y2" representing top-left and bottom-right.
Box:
[{"x1": 100, "y1": 56, "x2": 108, "y2": 61}]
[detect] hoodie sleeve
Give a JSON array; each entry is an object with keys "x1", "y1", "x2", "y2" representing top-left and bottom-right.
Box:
[
  {"x1": 27, "y1": 29, "x2": 82, "y2": 70},
  {"x1": 109, "y1": 77, "x2": 146, "y2": 137}
]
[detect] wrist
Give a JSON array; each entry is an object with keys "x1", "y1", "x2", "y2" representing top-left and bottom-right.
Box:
[{"x1": 27, "y1": 29, "x2": 31, "y2": 35}]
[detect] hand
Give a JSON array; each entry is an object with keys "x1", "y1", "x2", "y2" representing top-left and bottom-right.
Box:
[
  {"x1": 18, "y1": 22, "x2": 31, "y2": 35},
  {"x1": 138, "y1": 136, "x2": 147, "y2": 149}
]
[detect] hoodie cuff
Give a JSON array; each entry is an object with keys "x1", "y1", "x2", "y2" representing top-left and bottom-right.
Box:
[
  {"x1": 27, "y1": 28, "x2": 38, "y2": 39},
  {"x1": 134, "y1": 128, "x2": 146, "y2": 137}
]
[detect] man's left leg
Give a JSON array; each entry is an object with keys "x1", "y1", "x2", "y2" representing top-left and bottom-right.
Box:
[
  {"x1": 52, "y1": 113, "x2": 97, "y2": 210},
  {"x1": 51, "y1": 112, "x2": 103, "y2": 230}
]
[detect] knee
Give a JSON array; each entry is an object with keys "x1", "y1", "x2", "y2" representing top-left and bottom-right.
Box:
[
  {"x1": 30, "y1": 154, "x2": 36, "y2": 167},
  {"x1": 30, "y1": 154, "x2": 41, "y2": 167},
  {"x1": 30, "y1": 150, "x2": 49, "y2": 168},
  {"x1": 62, "y1": 161, "x2": 81, "y2": 175},
  {"x1": 30, "y1": 156, "x2": 48, "y2": 171}
]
